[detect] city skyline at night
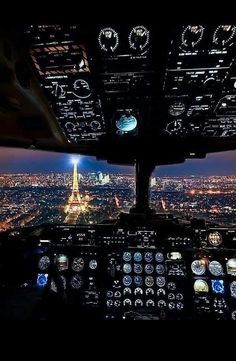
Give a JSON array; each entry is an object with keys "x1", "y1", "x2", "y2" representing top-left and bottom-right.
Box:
[{"x1": 0, "y1": 147, "x2": 236, "y2": 176}]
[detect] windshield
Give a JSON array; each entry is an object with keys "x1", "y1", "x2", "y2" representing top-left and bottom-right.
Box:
[{"x1": 0, "y1": 147, "x2": 236, "y2": 232}]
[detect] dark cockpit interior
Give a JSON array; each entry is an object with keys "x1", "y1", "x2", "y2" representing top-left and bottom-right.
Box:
[{"x1": 1, "y1": 22, "x2": 236, "y2": 320}]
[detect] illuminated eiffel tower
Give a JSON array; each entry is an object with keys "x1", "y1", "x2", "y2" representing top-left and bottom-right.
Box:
[{"x1": 64, "y1": 161, "x2": 87, "y2": 223}]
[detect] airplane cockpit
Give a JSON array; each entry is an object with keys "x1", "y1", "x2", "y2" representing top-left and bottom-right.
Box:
[{"x1": 1, "y1": 23, "x2": 236, "y2": 320}]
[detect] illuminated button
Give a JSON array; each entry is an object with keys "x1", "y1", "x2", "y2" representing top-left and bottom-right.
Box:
[
  {"x1": 134, "y1": 276, "x2": 143, "y2": 286},
  {"x1": 123, "y1": 275, "x2": 132, "y2": 287},
  {"x1": 123, "y1": 252, "x2": 132, "y2": 262},
  {"x1": 134, "y1": 252, "x2": 142, "y2": 262},
  {"x1": 123, "y1": 287, "x2": 132, "y2": 295},
  {"x1": 156, "y1": 277, "x2": 166, "y2": 288},
  {"x1": 156, "y1": 264, "x2": 165, "y2": 275},
  {"x1": 145, "y1": 264, "x2": 154, "y2": 274},
  {"x1": 146, "y1": 288, "x2": 154, "y2": 296},
  {"x1": 114, "y1": 291, "x2": 121, "y2": 298},
  {"x1": 155, "y1": 252, "x2": 164, "y2": 263},
  {"x1": 37, "y1": 274, "x2": 48, "y2": 288},
  {"x1": 168, "y1": 302, "x2": 176, "y2": 310},
  {"x1": 106, "y1": 291, "x2": 113, "y2": 298},
  {"x1": 123, "y1": 263, "x2": 132, "y2": 274},
  {"x1": 123, "y1": 299, "x2": 132, "y2": 307},
  {"x1": 176, "y1": 293, "x2": 184, "y2": 301},
  {"x1": 134, "y1": 263, "x2": 143, "y2": 274},
  {"x1": 145, "y1": 276, "x2": 154, "y2": 287},
  {"x1": 134, "y1": 287, "x2": 143, "y2": 296},
  {"x1": 176, "y1": 302, "x2": 184, "y2": 311},
  {"x1": 135, "y1": 299, "x2": 144, "y2": 307},
  {"x1": 146, "y1": 299, "x2": 155, "y2": 307},
  {"x1": 168, "y1": 293, "x2": 175, "y2": 300},
  {"x1": 144, "y1": 252, "x2": 153, "y2": 263}
]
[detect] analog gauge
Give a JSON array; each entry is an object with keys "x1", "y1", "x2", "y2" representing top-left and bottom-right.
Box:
[
  {"x1": 167, "y1": 282, "x2": 176, "y2": 291},
  {"x1": 89, "y1": 259, "x2": 98, "y2": 270},
  {"x1": 208, "y1": 261, "x2": 223, "y2": 276},
  {"x1": 181, "y1": 25, "x2": 204, "y2": 49},
  {"x1": 144, "y1": 252, "x2": 153, "y2": 263},
  {"x1": 70, "y1": 274, "x2": 83, "y2": 290},
  {"x1": 134, "y1": 263, "x2": 143, "y2": 274},
  {"x1": 135, "y1": 299, "x2": 144, "y2": 307},
  {"x1": 123, "y1": 263, "x2": 132, "y2": 274},
  {"x1": 146, "y1": 288, "x2": 154, "y2": 296},
  {"x1": 146, "y1": 300, "x2": 155, "y2": 307},
  {"x1": 123, "y1": 287, "x2": 132, "y2": 295},
  {"x1": 145, "y1": 276, "x2": 154, "y2": 287},
  {"x1": 90, "y1": 121, "x2": 101, "y2": 131},
  {"x1": 114, "y1": 291, "x2": 121, "y2": 299},
  {"x1": 208, "y1": 231, "x2": 223, "y2": 246},
  {"x1": 226, "y1": 258, "x2": 236, "y2": 276},
  {"x1": 213, "y1": 25, "x2": 236, "y2": 47},
  {"x1": 134, "y1": 252, "x2": 142, "y2": 262},
  {"x1": 230, "y1": 281, "x2": 236, "y2": 298},
  {"x1": 134, "y1": 276, "x2": 143, "y2": 286},
  {"x1": 145, "y1": 264, "x2": 154, "y2": 274},
  {"x1": 193, "y1": 279, "x2": 209, "y2": 293},
  {"x1": 123, "y1": 252, "x2": 132, "y2": 262},
  {"x1": 73, "y1": 79, "x2": 91, "y2": 99},
  {"x1": 176, "y1": 302, "x2": 184, "y2": 311},
  {"x1": 37, "y1": 273, "x2": 48, "y2": 288},
  {"x1": 158, "y1": 300, "x2": 166, "y2": 309},
  {"x1": 155, "y1": 252, "x2": 164, "y2": 263},
  {"x1": 38, "y1": 256, "x2": 50, "y2": 271},
  {"x1": 168, "y1": 102, "x2": 186, "y2": 117},
  {"x1": 157, "y1": 288, "x2": 166, "y2": 297},
  {"x1": 156, "y1": 276, "x2": 166, "y2": 288},
  {"x1": 176, "y1": 293, "x2": 184, "y2": 301},
  {"x1": 211, "y1": 280, "x2": 224, "y2": 294},
  {"x1": 128, "y1": 25, "x2": 150, "y2": 52},
  {"x1": 56, "y1": 254, "x2": 68, "y2": 272},
  {"x1": 71, "y1": 257, "x2": 85, "y2": 272},
  {"x1": 134, "y1": 287, "x2": 143, "y2": 296},
  {"x1": 116, "y1": 114, "x2": 138, "y2": 134},
  {"x1": 98, "y1": 27, "x2": 119, "y2": 52},
  {"x1": 191, "y1": 259, "x2": 206, "y2": 276},
  {"x1": 168, "y1": 302, "x2": 176, "y2": 310},
  {"x1": 123, "y1": 299, "x2": 132, "y2": 307},
  {"x1": 156, "y1": 264, "x2": 165, "y2": 275},
  {"x1": 166, "y1": 120, "x2": 182, "y2": 135},
  {"x1": 123, "y1": 275, "x2": 132, "y2": 287}
]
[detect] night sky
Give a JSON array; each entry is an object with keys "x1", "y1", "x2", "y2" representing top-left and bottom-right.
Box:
[{"x1": 0, "y1": 147, "x2": 236, "y2": 176}]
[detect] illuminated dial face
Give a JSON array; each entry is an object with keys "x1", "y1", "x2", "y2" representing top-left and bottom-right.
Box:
[
  {"x1": 98, "y1": 27, "x2": 119, "y2": 52},
  {"x1": 72, "y1": 257, "x2": 85, "y2": 272},
  {"x1": 230, "y1": 281, "x2": 236, "y2": 298},
  {"x1": 145, "y1": 264, "x2": 154, "y2": 274},
  {"x1": 72, "y1": 79, "x2": 91, "y2": 98},
  {"x1": 123, "y1": 252, "x2": 132, "y2": 262},
  {"x1": 181, "y1": 25, "x2": 204, "y2": 49},
  {"x1": 129, "y1": 25, "x2": 150, "y2": 52},
  {"x1": 38, "y1": 256, "x2": 50, "y2": 271},
  {"x1": 144, "y1": 252, "x2": 153, "y2": 263},
  {"x1": 89, "y1": 259, "x2": 98, "y2": 270},
  {"x1": 155, "y1": 252, "x2": 164, "y2": 263},
  {"x1": 56, "y1": 254, "x2": 69, "y2": 271},
  {"x1": 116, "y1": 114, "x2": 138, "y2": 133},
  {"x1": 168, "y1": 102, "x2": 186, "y2": 117},
  {"x1": 211, "y1": 280, "x2": 224, "y2": 294},
  {"x1": 191, "y1": 260, "x2": 206, "y2": 276},
  {"x1": 208, "y1": 231, "x2": 223, "y2": 246},
  {"x1": 194, "y1": 279, "x2": 209, "y2": 293},
  {"x1": 134, "y1": 252, "x2": 142, "y2": 262},
  {"x1": 70, "y1": 274, "x2": 83, "y2": 290},
  {"x1": 123, "y1": 263, "x2": 132, "y2": 274},
  {"x1": 156, "y1": 264, "x2": 165, "y2": 275},
  {"x1": 166, "y1": 120, "x2": 182, "y2": 135},
  {"x1": 208, "y1": 261, "x2": 223, "y2": 276},
  {"x1": 213, "y1": 25, "x2": 236, "y2": 47}
]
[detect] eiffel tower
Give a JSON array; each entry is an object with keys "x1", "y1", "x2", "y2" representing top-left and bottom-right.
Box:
[{"x1": 64, "y1": 161, "x2": 86, "y2": 223}]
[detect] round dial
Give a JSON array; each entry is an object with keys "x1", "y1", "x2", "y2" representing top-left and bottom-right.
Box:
[
  {"x1": 144, "y1": 252, "x2": 153, "y2": 263},
  {"x1": 168, "y1": 102, "x2": 186, "y2": 117},
  {"x1": 98, "y1": 27, "x2": 119, "y2": 52},
  {"x1": 123, "y1": 275, "x2": 132, "y2": 287},
  {"x1": 123, "y1": 263, "x2": 132, "y2": 274},
  {"x1": 123, "y1": 252, "x2": 132, "y2": 262},
  {"x1": 56, "y1": 254, "x2": 68, "y2": 272},
  {"x1": 191, "y1": 260, "x2": 206, "y2": 276},
  {"x1": 145, "y1": 276, "x2": 154, "y2": 287},
  {"x1": 155, "y1": 252, "x2": 164, "y2": 263},
  {"x1": 134, "y1": 287, "x2": 143, "y2": 295},
  {"x1": 38, "y1": 256, "x2": 50, "y2": 271},
  {"x1": 89, "y1": 259, "x2": 98, "y2": 270},
  {"x1": 72, "y1": 257, "x2": 85, "y2": 272},
  {"x1": 116, "y1": 114, "x2": 138, "y2": 133},
  {"x1": 208, "y1": 261, "x2": 223, "y2": 276},
  {"x1": 134, "y1": 276, "x2": 143, "y2": 286},
  {"x1": 128, "y1": 25, "x2": 150, "y2": 52},
  {"x1": 73, "y1": 79, "x2": 91, "y2": 99},
  {"x1": 213, "y1": 25, "x2": 236, "y2": 47},
  {"x1": 193, "y1": 279, "x2": 209, "y2": 293},
  {"x1": 70, "y1": 274, "x2": 83, "y2": 290},
  {"x1": 208, "y1": 231, "x2": 223, "y2": 246},
  {"x1": 134, "y1": 252, "x2": 142, "y2": 262},
  {"x1": 166, "y1": 120, "x2": 182, "y2": 135},
  {"x1": 156, "y1": 264, "x2": 165, "y2": 275},
  {"x1": 230, "y1": 281, "x2": 236, "y2": 298},
  {"x1": 156, "y1": 277, "x2": 166, "y2": 288},
  {"x1": 181, "y1": 25, "x2": 204, "y2": 49},
  {"x1": 145, "y1": 264, "x2": 154, "y2": 274},
  {"x1": 134, "y1": 263, "x2": 143, "y2": 274}
]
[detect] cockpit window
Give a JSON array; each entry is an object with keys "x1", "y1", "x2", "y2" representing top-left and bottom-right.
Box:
[
  {"x1": 0, "y1": 148, "x2": 135, "y2": 232},
  {"x1": 150, "y1": 150, "x2": 236, "y2": 226}
]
